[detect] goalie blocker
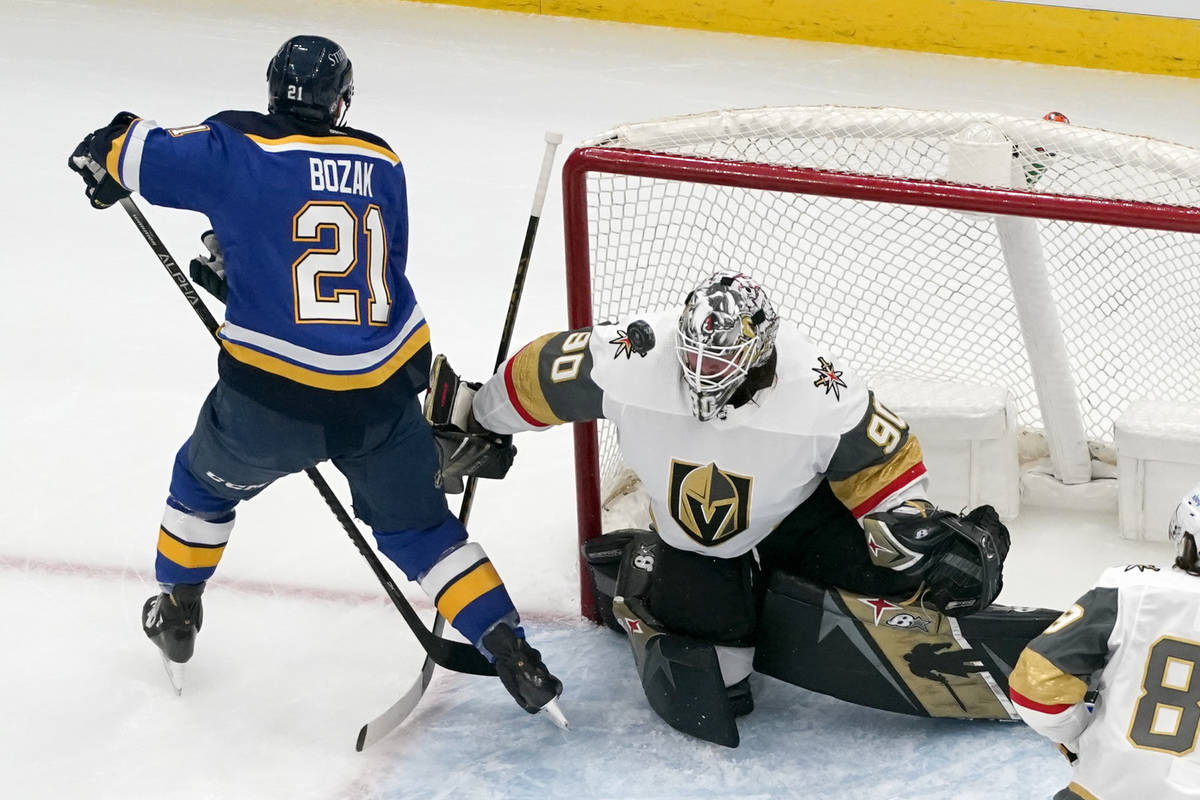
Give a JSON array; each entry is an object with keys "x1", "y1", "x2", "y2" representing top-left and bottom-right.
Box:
[{"x1": 423, "y1": 355, "x2": 516, "y2": 493}]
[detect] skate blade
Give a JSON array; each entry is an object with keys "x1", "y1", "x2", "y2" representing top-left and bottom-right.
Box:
[
  {"x1": 160, "y1": 653, "x2": 186, "y2": 696},
  {"x1": 540, "y1": 698, "x2": 570, "y2": 731}
]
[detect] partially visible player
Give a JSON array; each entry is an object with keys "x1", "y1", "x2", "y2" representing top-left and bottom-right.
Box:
[
  {"x1": 429, "y1": 269, "x2": 1010, "y2": 742},
  {"x1": 1018, "y1": 110, "x2": 1070, "y2": 187},
  {"x1": 1009, "y1": 488, "x2": 1200, "y2": 800},
  {"x1": 66, "y1": 35, "x2": 560, "y2": 717}
]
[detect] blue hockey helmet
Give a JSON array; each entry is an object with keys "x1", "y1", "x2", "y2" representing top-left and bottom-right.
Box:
[{"x1": 267, "y1": 35, "x2": 353, "y2": 125}]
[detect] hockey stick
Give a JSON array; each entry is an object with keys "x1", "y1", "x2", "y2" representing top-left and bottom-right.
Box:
[
  {"x1": 107, "y1": 189, "x2": 492, "y2": 677},
  {"x1": 355, "y1": 131, "x2": 565, "y2": 749}
]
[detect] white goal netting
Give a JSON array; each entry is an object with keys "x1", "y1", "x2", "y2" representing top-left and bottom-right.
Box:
[{"x1": 565, "y1": 106, "x2": 1200, "y2": 505}]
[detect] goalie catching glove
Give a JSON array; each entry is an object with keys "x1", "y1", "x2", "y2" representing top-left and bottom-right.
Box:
[
  {"x1": 863, "y1": 501, "x2": 1010, "y2": 616},
  {"x1": 423, "y1": 355, "x2": 516, "y2": 493}
]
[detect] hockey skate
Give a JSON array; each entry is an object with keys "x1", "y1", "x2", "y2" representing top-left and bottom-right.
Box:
[
  {"x1": 142, "y1": 582, "x2": 205, "y2": 695},
  {"x1": 726, "y1": 676, "x2": 754, "y2": 717},
  {"x1": 481, "y1": 623, "x2": 568, "y2": 730}
]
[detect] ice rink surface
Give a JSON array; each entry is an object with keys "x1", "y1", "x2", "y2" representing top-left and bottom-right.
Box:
[{"x1": 3, "y1": 0, "x2": 1198, "y2": 797}]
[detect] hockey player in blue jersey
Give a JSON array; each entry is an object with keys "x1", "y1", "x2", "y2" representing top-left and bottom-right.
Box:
[{"x1": 67, "y1": 35, "x2": 561, "y2": 717}]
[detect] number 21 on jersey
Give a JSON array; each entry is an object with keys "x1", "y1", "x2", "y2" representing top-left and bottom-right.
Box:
[{"x1": 292, "y1": 201, "x2": 390, "y2": 326}]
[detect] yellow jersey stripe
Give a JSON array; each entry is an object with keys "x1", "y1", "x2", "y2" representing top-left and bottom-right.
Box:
[
  {"x1": 220, "y1": 324, "x2": 429, "y2": 391},
  {"x1": 506, "y1": 333, "x2": 567, "y2": 426},
  {"x1": 105, "y1": 125, "x2": 133, "y2": 185},
  {"x1": 1068, "y1": 783, "x2": 1101, "y2": 800},
  {"x1": 829, "y1": 437, "x2": 925, "y2": 515},
  {"x1": 245, "y1": 133, "x2": 400, "y2": 164},
  {"x1": 435, "y1": 562, "x2": 504, "y2": 624},
  {"x1": 157, "y1": 528, "x2": 226, "y2": 570}
]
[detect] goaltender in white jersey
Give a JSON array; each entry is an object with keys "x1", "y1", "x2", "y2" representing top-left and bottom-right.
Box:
[
  {"x1": 436, "y1": 270, "x2": 1010, "y2": 745},
  {"x1": 1009, "y1": 488, "x2": 1200, "y2": 800},
  {"x1": 473, "y1": 309, "x2": 929, "y2": 559}
]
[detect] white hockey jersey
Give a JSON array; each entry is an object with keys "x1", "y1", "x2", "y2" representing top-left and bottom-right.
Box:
[
  {"x1": 473, "y1": 312, "x2": 928, "y2": 559},
  {"x1": 1010, "y1": 565, "x2": 1200, "y2": 800}
]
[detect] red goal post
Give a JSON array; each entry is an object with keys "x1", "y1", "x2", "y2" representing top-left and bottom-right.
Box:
[{"x1": 561, "y1": 106, "x2": 1200, "y2": 621}]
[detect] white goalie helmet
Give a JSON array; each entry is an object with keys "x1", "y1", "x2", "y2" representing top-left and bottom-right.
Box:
[
  {"x1": 1168, "y1": 486, "x2": 1200, "y2": 575},
  {"x1": 676, "y1": 270, "x2": 780, "y2": 421}
]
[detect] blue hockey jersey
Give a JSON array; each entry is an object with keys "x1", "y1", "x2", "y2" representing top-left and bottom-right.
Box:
[{"x1": 95, "y1": 110, "x2": 430, "y2": 419}]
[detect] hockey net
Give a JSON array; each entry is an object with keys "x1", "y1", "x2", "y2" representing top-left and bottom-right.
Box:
[{"x1": 561, "y1": 106, "x2": 1200, "y2": 618}]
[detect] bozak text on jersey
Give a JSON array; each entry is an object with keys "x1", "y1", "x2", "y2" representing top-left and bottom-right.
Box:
[{"x1": 309, "y1": 157, "x2": 374, "y2": 197}]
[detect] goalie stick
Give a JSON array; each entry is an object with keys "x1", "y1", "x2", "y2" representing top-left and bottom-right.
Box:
[
  {"x1": 91, "y1": 174, "x2": 493, "y2": 678},
  {"x1": 356, "y1": 131, "x2": 566, "y2": 749}
]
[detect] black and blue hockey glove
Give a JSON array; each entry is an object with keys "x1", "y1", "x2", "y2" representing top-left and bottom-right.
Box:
[{"x1": 68, "y1": 112, "x2": 139, "y2": 209}]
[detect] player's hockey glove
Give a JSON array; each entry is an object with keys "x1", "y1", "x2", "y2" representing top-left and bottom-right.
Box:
[
  {"x1": 189, "y1": 230, "x2": 227, "y2": 303},
  {"x1": 863, "y1": 501, "x2": 1010, "y2": 616},
  {"x1": 424, "y1": 354, "x2": 515, "y2": 493},
  {"x1": 481, "y1": 622, "x2": 563, "y2": 714},
  {"x1": 68, "y1": 112, "x2": 138, "y2": 209}
]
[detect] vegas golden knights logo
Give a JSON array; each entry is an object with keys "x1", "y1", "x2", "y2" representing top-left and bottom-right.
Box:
[{"x1": 667, "y1": 460, "x2": 753, "y2": 546}]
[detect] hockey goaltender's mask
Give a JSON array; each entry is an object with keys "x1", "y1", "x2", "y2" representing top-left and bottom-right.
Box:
[{"x1": 676, "y1": 271, "x2": 780, "y2": 421}]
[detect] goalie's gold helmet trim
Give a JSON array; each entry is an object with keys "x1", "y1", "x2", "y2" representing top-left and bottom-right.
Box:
[{"x1": 676, "y1": 271, "x2": 780, "y2": 421}]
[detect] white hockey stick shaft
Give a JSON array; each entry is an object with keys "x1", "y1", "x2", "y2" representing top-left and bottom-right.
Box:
[{"x1": 356, "y1": 131, "x2": 564, "y2": 749}]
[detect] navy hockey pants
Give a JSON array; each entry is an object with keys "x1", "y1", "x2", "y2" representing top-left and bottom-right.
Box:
[{"x1": 156, "y1": 380, "x2": 465, "y2": 586}]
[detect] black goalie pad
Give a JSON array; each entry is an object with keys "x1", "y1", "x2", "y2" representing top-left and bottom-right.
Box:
[
  {"x1": 584, "y1": 528, "x2": 758, "y2": 643},
  {"x1": 754, "y1": 571, "x2": 1059, "y2": 720},
  {"x1": 612, "y1": 596, "x2": 740, "y2": 748},
  {"x1": 581, "y1": 529, "x2": 642, "y2": 634},
  {"x1": 592, "y1": 533, "x2": 742, "y2": 746}
]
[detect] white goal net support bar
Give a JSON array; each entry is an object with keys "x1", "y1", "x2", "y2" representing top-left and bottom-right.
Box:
[{"x1": 561, "y1": 106, "x2": 1200, "y2": 619}]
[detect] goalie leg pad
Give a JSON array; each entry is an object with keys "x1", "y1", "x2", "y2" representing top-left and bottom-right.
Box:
[
  {"x1": 582, "y1": 529, "x2": 642, "y2": 634},
  {"x1": 586, "y1": 528, "x2": 761, "y2": 647},
  {"x1": 613, "y1": 595, "x2": 741, "y2": 748},
  {"x1": 605, "y1": 533, "x2": 758, "y2": 745},
  {"x1": 754, "y1": 570, "x2": 1059, "y2": 720},
  {"x1": 628, "y1": 534, "x2": 760, "y2": 646}
]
